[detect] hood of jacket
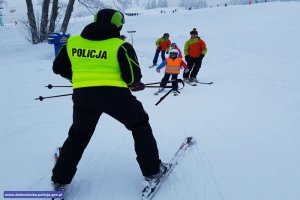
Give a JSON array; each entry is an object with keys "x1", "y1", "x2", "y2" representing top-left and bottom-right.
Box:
[{"x1": 80, "y1": 22, "x2": 120, "y2": 41}]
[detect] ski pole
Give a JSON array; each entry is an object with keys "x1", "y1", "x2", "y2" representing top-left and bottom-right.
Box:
[
  {"x1": 34, "y1": 93, "x2": 72, "y2": 101},
  {"x1": 144, "y1": 86, "x2": 173, "y2": 88},
  {"x1": 45, "y1": 84, "x2": 72, "y2": 89},
  {"x1": 154, "y1": 79, "x2": 184, "y2": 106},
  {"x1": 144, "y1": 79, "x2": 175, "y2": 86},
  {"x1": 144, "y1": 82, "x2": 161, "y2": 86},
  {"x1": 197, "y1": 81, "x2": 213, "y2": 85},
  {"x1": 154, "y1": 87, "x2": 181, "y2": 106},
  {"x1": 155, "y1": 89, "x2": 174, "y2": 106}
]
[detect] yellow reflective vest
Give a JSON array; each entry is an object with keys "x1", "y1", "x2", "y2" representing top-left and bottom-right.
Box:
[{"x1": 66, "y1": 36, "x2": 128, "y2": 89}]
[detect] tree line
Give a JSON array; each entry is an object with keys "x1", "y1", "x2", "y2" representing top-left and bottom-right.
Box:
[{"x1": 25, "y1": 0, "x2": 75, "y2": 44}]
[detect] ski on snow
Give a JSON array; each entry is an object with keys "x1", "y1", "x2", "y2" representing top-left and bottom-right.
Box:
[
  {"x1": 154, "y1": 90, "x2": 179, "y2": 96},
  {"x1": 50, "y1": 137, "x2": 195, "y2": 200},
  {"x1": 196, "y1": 81, "x2": 213, "y2": 85},
  {"x1": 185, "y1": 80, "x2": 213, "y2": 86},
  {"x1": 141, "y1": 137, "x2": 196, "y2": 200},
  {"x1": 185, "y1": 81, "x2": 197, "y2": 86},
  {"x1": 154, "y1": 90, "x2": 163, "y2": 95}
]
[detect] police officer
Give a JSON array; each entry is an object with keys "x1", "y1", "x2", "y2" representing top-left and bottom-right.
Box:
[{"x1": 51, "y1": 9, "x2": 163, "y2": 190}]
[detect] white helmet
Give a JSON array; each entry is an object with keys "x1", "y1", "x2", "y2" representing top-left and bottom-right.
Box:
[{"x1": 169, "y1": 49, "x2": 179, "y2": 55}]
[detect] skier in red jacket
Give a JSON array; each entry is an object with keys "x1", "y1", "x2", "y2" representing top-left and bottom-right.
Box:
[
  {"x1": 183, "y1": 28, "x2": 207, "y2": 83},
  {"x1": 152, "y1": 33, "x2": 171, "y2": 66}
]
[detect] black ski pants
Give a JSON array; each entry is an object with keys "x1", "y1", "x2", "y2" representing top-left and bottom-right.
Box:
[
  {"x1": 160, "y1": 74, "x2": 178, "y2": 90},
  {"x1": 183, "y1": 56, "x2": 203, "y2": 79},
  {"x1": 52, "y1": 87, "x2": 161, "y2": 184}
]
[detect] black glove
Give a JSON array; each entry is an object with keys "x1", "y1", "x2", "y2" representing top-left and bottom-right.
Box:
[
  {"x1": 199, "y1": 54, "x2": 205, "y2": 60},
  {"x1": 157, "y1": 47, "x2": 161, "y2": 50},
  {"x1": 130, "y1": 82, "x2": 145, "y2": 92},
  {"x1": 185, "y1": 55, "x2": 190, "y2": 62}
]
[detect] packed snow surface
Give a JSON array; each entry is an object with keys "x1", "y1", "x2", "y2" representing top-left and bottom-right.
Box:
[{"x1": 0, "y1": 2, "x2": 300, "y2": 200}]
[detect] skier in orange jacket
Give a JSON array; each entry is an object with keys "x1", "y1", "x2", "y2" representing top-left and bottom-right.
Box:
[
  {"x1": 156, "y1": 49, "x2": 189, "y2": 95},
  {"x1": 183, "y1": 28, "x2": 207, "y2": 83}
]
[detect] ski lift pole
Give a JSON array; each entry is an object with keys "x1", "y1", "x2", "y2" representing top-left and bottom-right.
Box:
[{"x1": 127, "y1": 30, "x2": 136, "y2": 46}]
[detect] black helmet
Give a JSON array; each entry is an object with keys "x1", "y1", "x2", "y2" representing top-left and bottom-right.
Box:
[
  {"x1": 163, "y1": 33, "x2": 169, "y2": 38},
  {"x1": 94, "y1": 9, "x2": 125, "y2": 29},
  {"x1": 190, "y1": 28, "x2": 198, "y2": 35}
]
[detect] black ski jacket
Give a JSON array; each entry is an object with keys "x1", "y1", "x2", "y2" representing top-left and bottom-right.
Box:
[{"x1": 52, "y1": 23, "x2": 142, "y2": 87}]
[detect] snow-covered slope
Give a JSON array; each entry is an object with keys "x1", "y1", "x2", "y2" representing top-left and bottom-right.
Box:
[{"x1": 1, "y1": 2, "x2": 300, "y2": 200}]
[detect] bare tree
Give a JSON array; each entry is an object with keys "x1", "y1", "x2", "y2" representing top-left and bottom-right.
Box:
[
  {"x1": 78, "y1": 0, "x2": 109, "y2": 15},
  {"x1": 180, "y1": 0, "x2": 207, "y2": 9},
  {"x1": 133, "y1": 0, "x2": 141, "y2": 7},
  {"x1": 48, "y1": 0, "x2": 58, "y2": 33},
  {"x1": 39, "y1": 0, "x2": 50, "y2": 42},
  {"x1": 0, "y1": 1, "x2": 4, "y2": 27},
  {"x1": 0, "y1": 0, "x2": 7, "y2": 6},
  {"x1": 25, "y1": 0, "x2": 39, "y2": 44},
  {"x1": 228, "y1": 0, "x2": 261, "y2": 5},
  {"x1": 114, "y1": 0, "x2": 133, "y2": 11},
  {"x1": 157, "y1": 0, "x2": 168, "y2": 8},
  {"x1": 24, "y1": 0, "x2": 72, "y2": 44},
  {"x1": 20, "y1": 14, "x2": 41, "y2": 43},
  {"x1": 60, "y1": 0, "x2": 75, "y2": 33},
  {"x1": 145, "y1": 0, "x2": 157, "y2": 9}
]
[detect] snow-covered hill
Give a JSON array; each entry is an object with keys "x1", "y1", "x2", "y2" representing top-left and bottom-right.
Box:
[{"x1": 1, "y1": 2, "x2": 300, "y2": 200}]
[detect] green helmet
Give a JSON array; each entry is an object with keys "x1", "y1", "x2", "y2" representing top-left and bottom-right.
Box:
[{"x1": 94, "y1": 9, "x2": 125, "y2": 29}]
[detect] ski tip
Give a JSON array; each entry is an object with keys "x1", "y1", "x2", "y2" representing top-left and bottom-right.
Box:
[
  {"x1": 203, "y1": 81, "x2": 213, "y2": 85},
  {"x1": 187, "y1": 82, "x2": 197, "y2": 86}
]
